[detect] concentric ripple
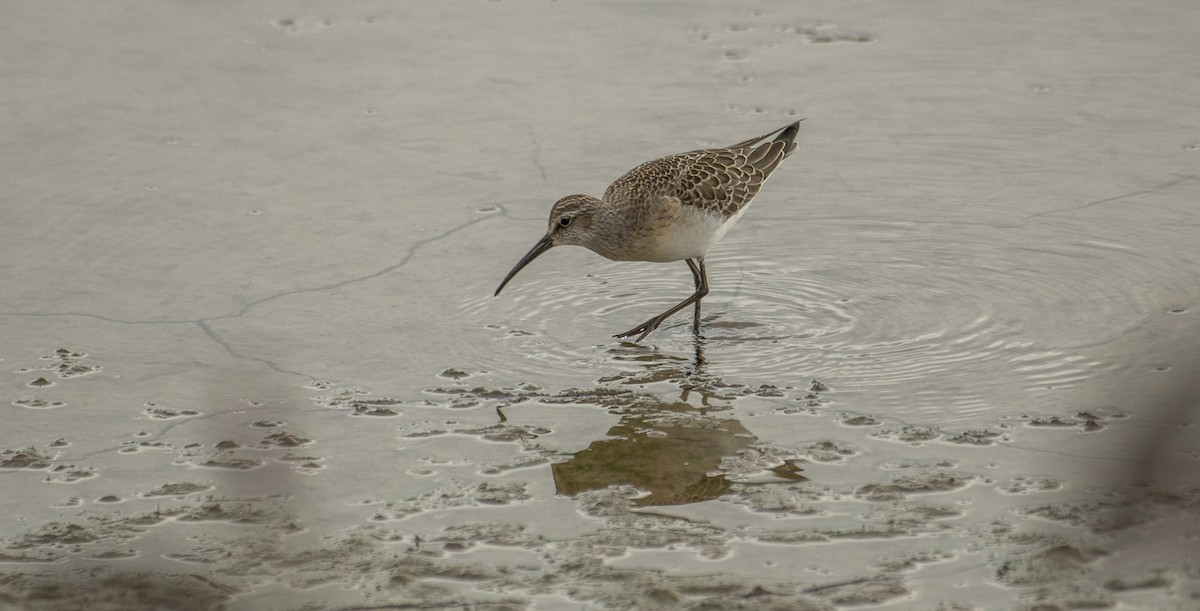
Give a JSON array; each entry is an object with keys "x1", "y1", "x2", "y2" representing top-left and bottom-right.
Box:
[{"x1": 466, "y1": 214, "x2": 1197, "y2": 422}]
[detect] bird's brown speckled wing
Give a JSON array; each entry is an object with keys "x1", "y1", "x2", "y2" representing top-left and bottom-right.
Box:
[
  {"x1": 678, "y1": 121, "x2": 801, "y2": 217},
  {"x1": 603, "y1": 121, "x2": 801, "y2": 219},
  {"x1": 725, "y1": 121, "x2": 801, "y2": 150}
]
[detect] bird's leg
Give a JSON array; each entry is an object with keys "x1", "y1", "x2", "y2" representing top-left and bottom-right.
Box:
[
  {"x1": 690, "y1": 258, "x2": 706, "y2": 335},
  {"x1": 614, "y1": 258, "x2": 709, "y2": 342}
]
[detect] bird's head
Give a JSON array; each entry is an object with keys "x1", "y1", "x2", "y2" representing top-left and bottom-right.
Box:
[
  {"x1": 545, "y1": 194, "x2": 602, "y2": 247},
  {"x1": 493, "y1": 194, "x2": 603, "y2": 296}
]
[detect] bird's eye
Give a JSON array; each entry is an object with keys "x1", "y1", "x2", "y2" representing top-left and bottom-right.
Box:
[{"x1": 559, "y1": 217, "x2": 572, "y2": 227}]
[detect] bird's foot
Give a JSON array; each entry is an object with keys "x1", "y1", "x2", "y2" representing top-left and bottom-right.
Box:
[{"x1": 613, "y1": 317, "x2": 664, "y2": 343}]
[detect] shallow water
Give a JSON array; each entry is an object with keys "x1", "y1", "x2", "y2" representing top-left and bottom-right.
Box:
[{"x1": 3, "y1": 1, "x2": 1200, "y2": 609}]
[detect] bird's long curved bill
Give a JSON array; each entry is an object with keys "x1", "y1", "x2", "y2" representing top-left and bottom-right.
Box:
[{"x1": 494, "y1": 234, "x2": 554, "y2": 296}]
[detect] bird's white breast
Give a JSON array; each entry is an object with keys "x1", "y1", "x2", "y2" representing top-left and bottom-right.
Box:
[{"x1": 642, "y1": 205, "x2": 748, "y2": 262}]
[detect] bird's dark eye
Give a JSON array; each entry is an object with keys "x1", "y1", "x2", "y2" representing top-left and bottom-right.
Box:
[{"x1": 559, "y1": 217, "x2": 572, "y2": 227}]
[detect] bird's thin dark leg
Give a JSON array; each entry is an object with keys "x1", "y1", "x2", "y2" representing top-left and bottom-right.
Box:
[
  {"x1": 690, "y1": 258, "x2": 706, "y2": 335},
  {"x1": 614, "y1": 257, "x2": 710, "y2": 342}
]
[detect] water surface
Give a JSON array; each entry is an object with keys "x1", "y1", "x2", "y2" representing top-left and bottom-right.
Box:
[{"x1": 3, "y1": 1, "x2": 1199, "y2": 609}]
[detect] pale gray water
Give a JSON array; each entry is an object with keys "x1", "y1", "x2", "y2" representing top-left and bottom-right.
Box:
[{"x1": 3, "y1": 1, "x2": 1199, "y2": 609}]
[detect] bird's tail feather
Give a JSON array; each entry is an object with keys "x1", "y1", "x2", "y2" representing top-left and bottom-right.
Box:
[{"x1": 727, "y1": 119, "x2": 804, "y2": 153}]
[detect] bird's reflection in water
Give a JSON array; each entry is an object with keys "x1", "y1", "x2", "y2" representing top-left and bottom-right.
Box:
[{"x1": 552, "y1": 335, "x2": 806, "y2": 506}]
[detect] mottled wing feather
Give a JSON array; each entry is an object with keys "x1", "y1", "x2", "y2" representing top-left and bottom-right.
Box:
[
  {"x1": 676, "y1": 137, "x2": 793, "y2": 217},
  {"x1": 727, "y1": 126, "x2": 783, "y2": 149},
  {"x1": 603, "y1": 121, "x2": 801, "y2": 219},
  {"x1": 726, "y1": 120, "x2": 802, "y2": 152}
]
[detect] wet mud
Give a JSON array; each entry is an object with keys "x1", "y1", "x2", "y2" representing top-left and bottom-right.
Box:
[{"x1": 4, "y1": 1, "x2": 1200, "y2": 609}]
